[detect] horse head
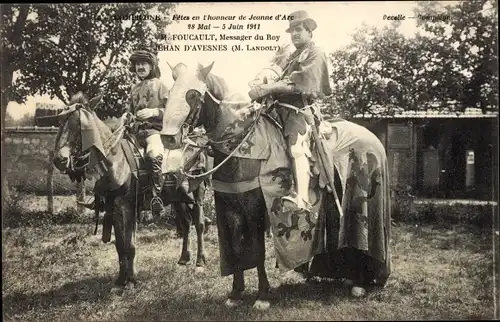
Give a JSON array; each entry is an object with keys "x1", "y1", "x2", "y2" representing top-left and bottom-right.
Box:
[
  {"x1": 163, "y1": 62, "x2": 215, "y2": 136},
  {"x1": 52, "y1": 92, "x2": 107, "y2": 180}
]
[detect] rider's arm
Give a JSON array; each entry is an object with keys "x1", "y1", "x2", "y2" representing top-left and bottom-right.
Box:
[
  {"x1": 120, "y1": 91, "x2": 135, "y2": 124},
  {"x1": 249, "y1": 46, "x2": 332, "y2": 101},
  {"x1": 155, "y1": 80, "x2": 170, "y2": 122},
  {"x1": 248, "y1": 79, "x2": 298, "y2": 100}
]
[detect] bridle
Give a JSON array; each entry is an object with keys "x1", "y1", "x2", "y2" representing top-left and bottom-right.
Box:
[
  {"x1": 55, "y1": 106, "x2": 91, "y2": 181},
  {"x1": 174, "y1": 88, "x2": 264, "y2": 181},
  {"x1": 56, "y1": 104, "x2": 120, "y2": 180}
]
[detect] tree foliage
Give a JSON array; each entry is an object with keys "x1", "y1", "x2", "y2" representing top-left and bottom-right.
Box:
[
  {"x1": 4, "y1": 113, "x2": 34, "y2": 127},
  {"x1": 414, "y1": 0, "x2": 498, "y2": 112},
  {"x1": 324, "y1": 0, "x2": 498, "y2": 118},
  {"x1": 3, "y1": 3, "x2": 176, "y2": 119}
]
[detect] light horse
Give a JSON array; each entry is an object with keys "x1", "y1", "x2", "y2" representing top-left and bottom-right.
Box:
[
  {"x1": 52, "y1": 92, "x2": 209, "y2": 289},
  {"x1": 165, "y1": 63, "x2": 392, "y2": 309}
]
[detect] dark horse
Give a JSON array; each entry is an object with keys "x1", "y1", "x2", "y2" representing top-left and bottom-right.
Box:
[
  {"x1": 164, "y1": 63, "x2": 392, "y2": 309},
  {"x1": 52, "y1": 92, "x2": 209, "y2": 289}
]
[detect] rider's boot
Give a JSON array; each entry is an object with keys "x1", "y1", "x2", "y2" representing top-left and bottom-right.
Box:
[
  {"x1": 149, "y1": 154, "x2": 165, "y2": 217},
  {"x1": 282, "y1": 127, "x2": 312, "y2": 211},
  {"x1": 282, "y1": 154, "x2": 311, "y2": 211}
]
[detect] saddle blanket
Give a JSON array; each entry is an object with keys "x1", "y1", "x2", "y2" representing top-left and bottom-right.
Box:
[
  {"x1": 212, "y1": 116, "x2": 326, "y2": 271},
  {"x1": 212, "y1": 116, "x2": 390, "y2": 272}
]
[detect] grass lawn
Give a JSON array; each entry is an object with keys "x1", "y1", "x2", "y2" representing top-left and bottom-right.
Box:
[{"x1": 2, "y1": 196, "x2": 497, "y2": 321}]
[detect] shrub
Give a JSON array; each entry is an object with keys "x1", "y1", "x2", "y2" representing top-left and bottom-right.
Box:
[
  {"x1": 391, "y1": 184, "x2": 415, "y2": 222},
  {"x1": 3, "y1": 190, "x2": 90, "y2": 228},
  {"x1": 404, "y1": 202, "x2": 495, "y2": 229},
  {"x1": 2, "y1": 188, "x2": 25, "y2": 219}
]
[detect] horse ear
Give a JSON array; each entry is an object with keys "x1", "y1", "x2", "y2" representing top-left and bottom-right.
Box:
[
  {"x1": 88, "y1": 93, "x2": 103, "y2": 110},
  {"x1": 199, "y1": 61, "x2": 215, "y2": 79}
]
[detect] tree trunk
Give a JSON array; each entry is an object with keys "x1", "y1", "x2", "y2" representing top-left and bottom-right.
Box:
[
  {"x1": 1, "y1": 72, "x2": 12, "y2": 205},
  {"x1": 1, "y1": 5, "x2": 30, "y2": 206}
]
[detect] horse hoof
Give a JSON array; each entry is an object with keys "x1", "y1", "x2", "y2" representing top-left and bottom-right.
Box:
[
  {"x1": 110, "y1": 285, "x2": 124, "y2": 295},
  {"x1": 253, "y1": 300, "x2": 270, "y2": 311},
  {"x1": 225, "y1": 298, "x2": 242, "y2": 308},
  {"x1": 351, "y1": 286, "x2": 366, "y2": 298},
  {"x1": 178, "y1": 259, "x2": 190, "y2": 265},
  {"x1": 124, "y1": 282, "x2": 137, "y2": 291}
]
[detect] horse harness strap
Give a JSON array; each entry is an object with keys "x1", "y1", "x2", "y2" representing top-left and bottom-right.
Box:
[
  {"x1": 121, "y1": 136, "x2": 148, "y2": 180},
  {"x1": 180, "y1": 104, "x2": 264, "y2": 181}
]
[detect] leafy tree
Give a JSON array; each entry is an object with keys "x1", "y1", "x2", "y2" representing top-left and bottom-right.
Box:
[
  {"x1": 324, "y1": 23, "x2": 437, "y2": 118},
  {"x1": 1, "y1": 3, "x2": 176, "y2": 202},
  {"x1": 15, "y1": 3, "x2": 176, "y2": 119},
  {"x1": 1, "y1": 4, "x2": 33, "y2": 202},
  {"x1": 323, "y1": 0, "x2": 498, "y2": 119},
  {"x1": 413, "y1": 0, "x2": 498, "y2": 112}
]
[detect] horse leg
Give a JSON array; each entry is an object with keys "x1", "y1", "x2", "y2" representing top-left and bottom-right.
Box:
[
  {"x1": 253, "y1": 261, "x2": 271, "y2": 310},
  {"x1": 121, "y1": 202, "x2": 137, "y2": 286},
  {"x1": 226, "y1": 269, "x2": 245, "y2": 307},
  {"x1": 111, "y1": 206, "x2": 127, "y2": 288},
  {"x1": 192, "y1": 187, "x2": 206, "y2": 269},
  {"x1": 174, "y1": 202, "x2": 191, "y2": 265}
]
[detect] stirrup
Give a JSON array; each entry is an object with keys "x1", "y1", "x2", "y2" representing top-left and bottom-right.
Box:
[{"x1": 151, "y1": 195, "x2": 164, "y2": 217}]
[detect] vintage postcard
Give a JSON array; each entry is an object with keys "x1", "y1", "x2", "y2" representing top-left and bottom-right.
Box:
[{"x1": 2, "y1": 2, "x2": 498, "y2": 321}]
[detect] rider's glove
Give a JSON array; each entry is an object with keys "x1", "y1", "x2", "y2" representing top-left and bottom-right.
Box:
[
  {"x1": 248, "y1": 81, "x2": 296, "y2": 101},
  {"x1": 248, "y1": 84, "x2": 273, "y2": 101},
  {"x1": 248, "y1": 65, "x2": 283, "y2": 89},
  {"x1": 136, "y1": 108, "x2": 160, "y2": 120}
]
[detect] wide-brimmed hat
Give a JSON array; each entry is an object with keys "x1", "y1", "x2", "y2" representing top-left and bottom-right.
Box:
[
  {"x1": 129, "y1": 50, "x2": 161, "y2": 77},
  {"x1": 285, "y1": 10, "x2": 317, "y2": 33}
]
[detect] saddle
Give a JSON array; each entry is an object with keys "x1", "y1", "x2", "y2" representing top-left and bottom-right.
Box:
[{"x1": 120, "y1": 130, "x2": 207, "y2": 202}]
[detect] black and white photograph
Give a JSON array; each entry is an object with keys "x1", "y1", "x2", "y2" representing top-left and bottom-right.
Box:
[{"x1": 1, "y1": 1, "x2": 499, "y2": 320}]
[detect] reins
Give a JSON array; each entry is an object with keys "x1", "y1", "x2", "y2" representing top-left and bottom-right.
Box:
[
  {"x1": 178, "y1": 90, "x2": 263, "y2": 180},
  {"x1": 178, "y1": 91, "x2": 316, "y2": 181}
]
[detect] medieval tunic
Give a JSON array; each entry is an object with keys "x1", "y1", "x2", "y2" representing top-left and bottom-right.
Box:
[
  {"x1": 275, "y1": 41, "x2": 332, "y2": 145},
  {"x1": 128, "y1": 77, "x2": 169, "y2": 145}
]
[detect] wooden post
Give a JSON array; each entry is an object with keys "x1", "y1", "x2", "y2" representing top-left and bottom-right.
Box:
[
  {"x1": 47, "y1": 151, "x2": 54, "y2": 214},
  {"x1": 77, "y1": 180, "x2": 86, "y2": 214}
]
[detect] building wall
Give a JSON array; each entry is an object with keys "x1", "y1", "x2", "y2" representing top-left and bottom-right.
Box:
[
  {"x1": 3, "y1": 127, "x2": 94, "y2": 195},
  {"x1": 354, "y1": 118, "x2": 496, "y2": 199}
]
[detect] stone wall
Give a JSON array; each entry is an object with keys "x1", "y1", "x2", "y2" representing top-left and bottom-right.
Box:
[{"x1": 3, "y1": 127, "x2": 94, "y2": 195}]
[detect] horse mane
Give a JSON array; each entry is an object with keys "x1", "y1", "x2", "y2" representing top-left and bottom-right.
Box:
[{"x1": 205, "y1": 73, "x2": 231, "y2": 101}]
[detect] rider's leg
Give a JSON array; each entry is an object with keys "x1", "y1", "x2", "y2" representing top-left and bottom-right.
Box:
[{"x1": 145, "y1": 134, "x2": 164, "y2": 217}]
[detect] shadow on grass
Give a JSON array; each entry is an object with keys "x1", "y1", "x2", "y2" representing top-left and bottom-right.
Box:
[
  {"x1": 3, "y1": 276, "x2": 115, "y2": 317},
  {"x1": 122, "y1": 276, "x2": 358, "y2": 321},
  {"x1": 271, "y1": 278, "x2": 350, "y2": 305},
  {"x1": 124, "y1": 294, "x2": 262, "y2": 321}
]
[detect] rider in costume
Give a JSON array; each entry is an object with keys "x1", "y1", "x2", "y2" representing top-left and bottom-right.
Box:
[
  {"x1": 249, "y1": 10, "x2": 332, "y2": 212},
  {"x1": 127, "y1": 49, "x2": 169, "y2": 217}
]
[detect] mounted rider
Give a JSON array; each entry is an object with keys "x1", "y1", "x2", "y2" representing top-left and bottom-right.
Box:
[
  {"x1": 248, "y1": 10, "x2": 332, "y2": 212},
  {"x1": 126, "y1": 48, "x2": 170, "y2": 217}
]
